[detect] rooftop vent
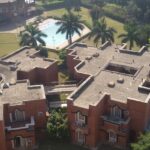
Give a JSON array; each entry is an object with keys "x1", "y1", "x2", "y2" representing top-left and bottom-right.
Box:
[
  {"x1": 2, "y1": 82, "x2": 10, "y2": 89},
  {"x1": 0, "y1": 90, "x2": 2, "y2": 95},
  {"x1": 93, "y1": 53, "x2": 99, "y2": 57},
  {"x1": 10, "y1": 79, "x2": 16, "y2": 85},
  {"x1": 117, "y1": 77, "x2": 124, "y2": 83},
  {"x1": 85, "y1": 56, "x2": 92, "y2": 61},
  {"x1": 108, "y1": 81, "x2": 115, "y2": 88},
  {"x1": 10, "y1": 64, "x2": 17, "y2": 71}
]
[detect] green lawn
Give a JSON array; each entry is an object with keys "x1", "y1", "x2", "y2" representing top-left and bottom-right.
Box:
[
  {"x1": 0, "y1": 7, "x2": 139, "y2": 56},
  {"x1": 48, "y1": 50, "x2": 70, "y2": 83},
  {"x1": 43, "y1": 7, "x2": 125, "y2": 45},
  {"x1": 0, "y1": 33, "x2": 20, "y2": 57}
]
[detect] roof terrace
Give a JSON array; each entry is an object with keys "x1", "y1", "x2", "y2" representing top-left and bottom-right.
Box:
[
  {"x1": 2, "y1": 47, "x2": 55, "y2": 72},
  {"x1": 67, "y1": 42, "x2": 150, "y2": 108}
]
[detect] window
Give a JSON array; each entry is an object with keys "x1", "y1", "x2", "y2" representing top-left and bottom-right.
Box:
[
  {"x1": 111, "y1": 106, "x2": 122, "y2": 119},
  {"x1": 14, "y1": 109, "x2": 25, "y2": 122},
  {"x1": 76, "y1": 112, "x2": 85, "y2": 122},
  {"x1": 13, "y1": 136, "x2": 26, "y2": 148},
  {"x1": 109, "y1": 131, "x2": 117, "y2": 143},
  {"x1": 76, "y1": 131, "x2": 85, "y2": 144}
]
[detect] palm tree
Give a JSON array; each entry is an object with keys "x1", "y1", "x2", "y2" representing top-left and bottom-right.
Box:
[
  {"x1": 136, "y1": 24, "x2": 150, "y2": 47},
  {"x1": 56, "y1": 12, "x2": 84, "y2": 44},
  {"x1": 73, "y1": 0, "x2": 81, "y2": 16},
  {"x1": 89, "y1": 5, "x2": 103, "y2": 24},
  {"x1": 89, "y1": 17, "x2": 116, "y2": 46},
  {"x1": 118, "y1": 23, "x2": 139, "y2": 49},
  {"x1": 19, "y1": 23, "x2": 47, "y2": 49}
]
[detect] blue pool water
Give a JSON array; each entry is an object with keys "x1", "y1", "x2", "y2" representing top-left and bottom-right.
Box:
[{"x1": 40, "y1": 20, "x2": 75, "y2": 49}]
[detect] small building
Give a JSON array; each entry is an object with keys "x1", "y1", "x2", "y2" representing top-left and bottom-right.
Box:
[
  {"x1": 1, "y1": 47, "x2": 58, "y2": 85},
  {"x1": 67, "y1": 42, "x2": 150, "y2": 149},
  {"x1": 0, "y1": 0, "x2": 27, "y2": 21},
  {"x1": 0, "y1": 80, "x2": 47, "y2": 150}
]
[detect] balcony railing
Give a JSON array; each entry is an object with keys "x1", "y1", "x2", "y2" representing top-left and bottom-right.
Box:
[
  {"x1": 5, "y1": 116, "x2": 35, "y2": 131},
  {"x1": 73, "y1": 121, "x2": 87, "y2": 128},
  {"x1": 101, "y1": 115, "x2": 130, "y2": 125}
]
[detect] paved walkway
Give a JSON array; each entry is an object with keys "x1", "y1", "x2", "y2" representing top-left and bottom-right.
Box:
[
  {"x1": 0, "y1": 16, "x2": 37, "y2": 33},
  {"x1": 44, "y1": 84, "x2": 77, "y2": 95},
  {"x1": 49, "y1": 101, "x2": 67, "y2": 108}
]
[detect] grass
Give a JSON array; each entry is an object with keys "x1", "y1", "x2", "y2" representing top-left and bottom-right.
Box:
[
  {"x1": 0, "y1": 33, "x2": 20, "y2": 57},
  {"x1": 42, "y1": 7, "x2": 125, "y2": 45},
  {"x1": 59, "y1": 93, "x2": 69, "y2": 101},
  {"x1": 48, "y1": 50, "x2": 70, "y2": 83},
  {"x1": 48, "y1": 50, "x2": 60, "y2": 61},
  {"x1": 0, "y1": 6, "x2": 140, "y2": 56}
]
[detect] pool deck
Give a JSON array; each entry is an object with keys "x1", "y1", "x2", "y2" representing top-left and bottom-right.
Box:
[{"x1": 39, "y1": 19, "x2": 91, "y2": 51}]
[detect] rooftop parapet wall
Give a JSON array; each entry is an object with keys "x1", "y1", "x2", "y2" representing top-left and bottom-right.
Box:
[
  {"x1": 1, "y1": 46, "x2": 57, "y2": 69},
  {"x1": 68, "y1": 75, "x2": 94, "y2": 101},
  {"x1": 67, "y1": 42, "x2": 150, "y2": 109},
  {"x1": 119, "y1": 43, "x2": 147, "y2": 55},
  {"x1": 1, "y1": 46, "x2": 29, "y2": 61}
]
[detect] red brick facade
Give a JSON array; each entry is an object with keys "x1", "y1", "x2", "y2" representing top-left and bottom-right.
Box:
[
  {"x1": 66, "y1": 43, "x2": 150, "y2": 149},
  {"x1": 0, "y1": 100, "x2": 47, "y2": 150},
  {"x1": 68, "y1": 94, "x2": 150, "y2": 149},
  {"x1": 17, "y1": 61, "x2": 58, "y2": 85},
  {"x1": 0, "y1": 81, "x2": 47, "y2": 150}
]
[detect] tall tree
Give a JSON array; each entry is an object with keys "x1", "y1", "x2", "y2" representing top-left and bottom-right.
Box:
[
  {"x1": 73, "y1": 0, "x2": 81, "y2": 15},
  {"x1": 47, "y1": 109, "x2": 70, "y2": 140},
  {"x1": 89, "y1": 5, "x2": 103, "y2": 23},
  {"x1": 64, "y1": 0, "x2": 72, "y2": 12},
  {"x1": 19, "y1": 23, "x2": 47, "y2": 49},
  {"x1": 136, "y1": 25, "x2": 150, "y2": 47},
  {"x1": 118, "y1": 23, "x2": 139, "y2": 49},
  {"x1": 89, "y1": 17, "x2": 116, "y2": 46},
  {"x1": 131, "y1": 132, "x2": 150, "y2": 150},
  {"x1": 56, "y1": 12, "x2": 84, "y2": 44}
]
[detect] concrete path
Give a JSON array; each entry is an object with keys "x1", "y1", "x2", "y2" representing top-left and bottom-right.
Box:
[
  {"x1": 0, "y1": 16, "x2": 37, "y2": 33},
  {"x1": 49, "y1": 101, "x2": 67, "y2": 108},
  {"x1": 44, "y1": 84, "x2": 77, "y2": 95}
]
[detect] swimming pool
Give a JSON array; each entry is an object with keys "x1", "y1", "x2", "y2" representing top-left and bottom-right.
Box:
[{"x1": 39, "y1": 19, "x2": 90, "y2": 50}]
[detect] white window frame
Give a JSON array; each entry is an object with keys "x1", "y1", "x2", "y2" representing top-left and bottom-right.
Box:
[
  {"x1": 109, "y1": 131, "x2": 117, "y2": 143},
  {"x1": 15, "y1": 109, "x2": 25, "y2": 122},
  {"x1": 76, "y1": 112, "x2": 85, "y2": 122},
  {"x1": 76, "y1": 130, "x2": 85, "y2": 144},
  {"x1": 111, "y1": 106, "x2": 122, "y2": 118}
]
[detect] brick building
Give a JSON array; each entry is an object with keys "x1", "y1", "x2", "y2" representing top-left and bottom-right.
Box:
[
  {"x1": 0, "y1": 80, "x2": 46, "y2": 150},
  {"x1": 67, "y1": 42, "x2": 150, "y2": 149},
  {"x1": 0, "y1": 46, "x2": 58, "y2": 150},
  {"x1": 1, "y1": 47, "x2": 58, "y2": 85},
  {"x1": 0, "y1": 0, "x2": 27, "y2": 21}
]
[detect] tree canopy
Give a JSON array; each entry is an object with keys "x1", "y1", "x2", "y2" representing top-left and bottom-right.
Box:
[
  {"x1": 47, "y1": 108, "x2": 70, "y2": 140},
  {"x1": 131, "y1": 132, "x2": 150, "y2": 150}
]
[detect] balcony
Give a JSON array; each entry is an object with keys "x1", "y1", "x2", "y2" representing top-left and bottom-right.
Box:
[
  {"x1": 5, "y1": 116, "x2": 35, "y2": 131},
  {"x1": 101, "y1": 115, "x2": 130, "y2": 125},
  {"x1": 75, "y1": 121, "x2": 87, "y2": 128},
  {"x1": 100, "y1": 115, "x2": 130, "y2": 134},
  {"x1": 72, "y1": 121, "x2": 88, "y2": 134}
]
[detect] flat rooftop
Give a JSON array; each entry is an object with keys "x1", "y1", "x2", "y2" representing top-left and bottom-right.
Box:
[
  {"x1": 2, "y1": 47, "x2": 55, "y2": 71},
  {"x1": 68, "y1": 43, "x2": 150, "y2": 108},
  {"x1": 0, "y1": 80, "x2": 45, "y2": 120},
  {"x1": 0, "y1": 64, "x2": 16, "y2": 82},
  {"x1": 0, "y1": 81, "x2": 45, "y2": 105}
]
